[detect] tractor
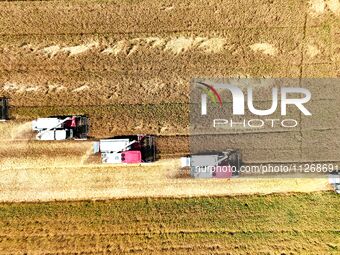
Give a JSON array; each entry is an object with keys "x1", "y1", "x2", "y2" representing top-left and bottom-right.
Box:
[
  {"x1": 94, "y1": 135, "x2": 156, "y2": 164},
  {"x1": 32, "y1": 115, "x2": 89, "y2": 140}
]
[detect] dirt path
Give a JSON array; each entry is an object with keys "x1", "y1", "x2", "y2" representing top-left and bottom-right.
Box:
[{"x1": 0, "y1": 158, "x2": 331, "y2": 202}]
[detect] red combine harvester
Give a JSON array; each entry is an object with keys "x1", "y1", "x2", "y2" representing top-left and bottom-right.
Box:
[{"x1": 94, "y1": 135, "x2": 156, "y2": 164}]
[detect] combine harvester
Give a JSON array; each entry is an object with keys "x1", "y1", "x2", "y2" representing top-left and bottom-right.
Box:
[
  {"x1": 181, "y1": 150, "x2": 242, "y2": 178},
  {"x1": 32, "y1": 116, "x2": 89, "y2": 140},
  {"x1": 94, "y1": 135, "x2": 156, "y2": 164},
  {"x1": 0, "y1": 97, "x2": 9, "y2": 121},
  {"x1": 329, "y1": 172, "x2": 340, "y2": 194}
]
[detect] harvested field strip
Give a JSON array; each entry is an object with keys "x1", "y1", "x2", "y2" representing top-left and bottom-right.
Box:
[
  {"x1": 0, "y1": 27, "x2": 307, "y2": 38},
  {"x1": 9, "y1": 103, "x2": 340, "y2": 131},
  {"x1": 1, "y1": 73, "x2": 338, "y2": 107},
  {"x1": 0, "y1": 31, "x2": 302, "y2": 58},
  {"x1": 0, "y1": 1, "x2": 308, "y2": 36},
  {"x1": 0, "y1": 157, "x2": 332, "y2": 201},
  {"x1": 1, "y1": 121, "x2": 339, "y2": 162},
  {"x1": 0, "y1": 192, "x2": 339, "y2": 254}
]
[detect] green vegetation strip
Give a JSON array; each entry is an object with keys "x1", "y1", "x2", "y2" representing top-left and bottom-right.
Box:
[{"x1": 0, "y1": 192, "x2": 339, "y2": 253}]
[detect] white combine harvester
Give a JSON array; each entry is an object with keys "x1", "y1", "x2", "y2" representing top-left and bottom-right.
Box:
[
  {"x1": 32, "y1": 115, "x2": 89, "y2": 140},
  {"x1": 0, "y1": 97, "x2": 9, "y2": 121},
  {"x1": 94, "y1": 135, "x2": 156, "y2": 164},
  {"x1": 181, "y1": 150, "x2": 241, "y2": 178},
  {"x1": 329, "y1": 172, "x2": 340, "y2": 194}
]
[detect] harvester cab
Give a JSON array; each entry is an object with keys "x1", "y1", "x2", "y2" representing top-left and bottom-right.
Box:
[
  {"x1": 94, "y1": 135, "x2": 156, "y2": 164},
  {"x1": 0, "y1": 97, "x2": 9, "y2": 121},
  {"x1": 32, "y1": 115, "x2": 89, "y2": 140},
  {"x1": 181, "y1": 150, "x2": 242, "y2": 178}
]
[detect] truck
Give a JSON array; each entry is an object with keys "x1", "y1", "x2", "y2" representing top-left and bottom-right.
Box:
[
  {"x1": 181, "y1": 150, "x2": 242, "y2": 178},
  {"x1": 94, "y1": 135, "x2": 156, "y2": 164},
  {"x1": 0, "y1": 97, "x2": 9, "y2": 121},
  {"x1": 32, "y1": 115, "x2": 89, "y2": 140}
]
